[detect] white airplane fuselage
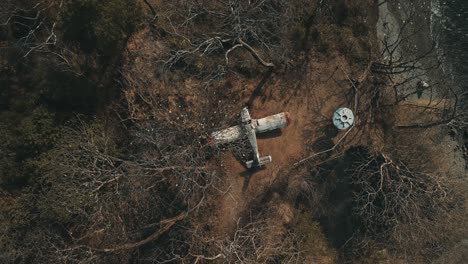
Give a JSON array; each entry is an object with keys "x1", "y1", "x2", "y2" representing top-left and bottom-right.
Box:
[
  {"x1": 210, "y1": 108, "x2": 290, "y2": 168},
  {"x1": 210, "y1": 111, "x2": 290, "y2": 145}
]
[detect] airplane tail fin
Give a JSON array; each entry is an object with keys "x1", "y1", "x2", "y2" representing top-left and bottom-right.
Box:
[{"x1": 246, "y1": 155, "x2": 272, "y2": 169}]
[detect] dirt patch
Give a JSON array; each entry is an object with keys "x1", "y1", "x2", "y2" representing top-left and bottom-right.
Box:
[
  {"x1": 121, "y1": 3, "x2": 382, "y2": 258},
  {"x1": 212, "y1": 55, "x2": 357, "y2": 236}
]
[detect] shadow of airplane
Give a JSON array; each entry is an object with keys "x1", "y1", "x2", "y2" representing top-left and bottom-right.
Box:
[
  {"x1": 239, "y1": 165, "x2": 266, "y2": 193},
  {"x1": 256, "y1": 128, "x2": 283, "y2": 139}
]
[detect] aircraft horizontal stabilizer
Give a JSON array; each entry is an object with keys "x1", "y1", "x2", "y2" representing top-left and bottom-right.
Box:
[{"x1": 246, "y1": 155, "x2": 272, "y2": 169}]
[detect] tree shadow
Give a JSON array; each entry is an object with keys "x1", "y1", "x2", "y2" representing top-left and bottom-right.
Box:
[
  {"x1": 305, "y1": 156, "x2": 356, "y2": 254},
  {"x1": 246, "y1": 68, "x2": 274, "y2": 111},
  {"x1": 317, "y1": 174, "x2": 355, "y2": 250},
  {"x1": 307, "y1": 124, "x2": 339, "y2": 157},
  {"x1": 301, "y1": 124, "x2": 361, "y2": 251},
  {"x1": 314, "y1": 147, "x2": 366, "y2": 255},
  {"x1": 324, "y1": 123, "x2": 339, "y2": 138}
]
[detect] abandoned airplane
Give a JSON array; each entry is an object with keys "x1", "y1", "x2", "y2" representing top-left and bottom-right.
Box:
[{"x1": 209, "y1": 107, "x2": 290, "y2": 169}]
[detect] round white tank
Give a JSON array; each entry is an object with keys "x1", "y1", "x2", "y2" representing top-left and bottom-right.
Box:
[{"x1": 333, "y1": 107, "x2": 354, "y2": 130}]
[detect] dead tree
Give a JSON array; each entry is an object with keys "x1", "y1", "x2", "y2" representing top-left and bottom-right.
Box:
[
  {"x1": 165, "y1": 211, "x2": 302, "y2": 264},
  {"x1": 0, "y1": 109, "x2": 224, "y2": 263},
  {"x1": 372, "y1": 0, "x2": 441, "y2": 101},
  {"x1": 156, "y1": 0, "x2": 310, "y2": 79},
  {"x1": 221, "y1": 218, "x2": 300, "y2": 263},
  {"x1": 346, "y1": 147, "x2": 465, "y2": 258},
  {"x1": 372, "y1": 0, "x2": 467, "y2": 129},
  {"x1": 0, "y1": 1, "x2": 84, "y2": 74}
]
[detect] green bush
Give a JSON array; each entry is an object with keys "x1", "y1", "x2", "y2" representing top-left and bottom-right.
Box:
[
  {"x1": 0, "y1": 107, "x2": 58, "y2": 187},
  {"x1": 15, "y1": 108, "x2": 57, "y2": 160}
]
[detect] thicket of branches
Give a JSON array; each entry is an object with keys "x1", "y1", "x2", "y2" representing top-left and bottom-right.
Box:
[
  {"x1": 372, "y1": 0, "x2": 467, "y2": 130},
  {"x1": 1, "y1": 109, "x2": 226, "y2": 263},
  {"x1": 1, "y1": 1, "x2": 310, "y2": 262},
  {"x1": 0, "y1": 0, "x2": 146, "y2": 190},
  {"x1": 345, "y1": 146, "x2": 466, "y2": 258},
  {"x1": 156, "y1": 0, "x2": 298, "y2": 73},
  {"x1": 290, "y1": 2, "x2": 468, "y2": 262},
  {"x1": 1, "y1": 0, "x2": 466, "y2": 263}
]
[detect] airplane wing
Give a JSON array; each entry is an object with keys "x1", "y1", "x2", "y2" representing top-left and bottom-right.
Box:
[{"x1": 211, "y1": 107, "x2": 273, "y2": 168}]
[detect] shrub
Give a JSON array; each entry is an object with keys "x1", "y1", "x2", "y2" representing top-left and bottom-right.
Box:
[
  {"x1": 61, "y1": 0, "x2": 142, "y2": 59},
  {"x1": 293, "y1": 211, "x2": 336, "y2": 260},
  {"x1": 0, "y1": 107, "x2": 58, "y2": 187}
]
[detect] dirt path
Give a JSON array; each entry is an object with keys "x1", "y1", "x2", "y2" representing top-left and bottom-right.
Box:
[{"x1": 213, "y1": 56, "x2": 351, "y2": 236}]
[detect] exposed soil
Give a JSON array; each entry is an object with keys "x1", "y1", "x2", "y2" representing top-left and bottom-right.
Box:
[
  {"x1": 212, "y1": 54, "x2": 357, "y2": 236},
  {"x1": 121, "y1": 2, "x2": 410, "y2": 258}
]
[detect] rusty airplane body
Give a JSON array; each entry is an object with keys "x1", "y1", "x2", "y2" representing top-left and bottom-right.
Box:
[{"x1": 210, "y1": 107, "x2": 290, "y2": 168}]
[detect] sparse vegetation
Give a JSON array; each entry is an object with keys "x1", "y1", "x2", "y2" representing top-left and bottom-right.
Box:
[{"x1": 1, "y1": 0, "x2": 467, "y2": 263}]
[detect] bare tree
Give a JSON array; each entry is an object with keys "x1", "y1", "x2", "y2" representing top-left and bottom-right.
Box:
[
  {"x1": 346, "y1": 146, "x2": 466, "y2": 259},
  {"x1": 0, "y1": 107, "x2": 226, "y2": 263},
  {"x1": 153, "y1": 0, "x2": 314, "y2": 81},
  {"x1": 0, "y1": 0, "x2": 88, "y2": 75},
  {"x1": 372, "y1": 0, "x2": 467, "y2": 129}
]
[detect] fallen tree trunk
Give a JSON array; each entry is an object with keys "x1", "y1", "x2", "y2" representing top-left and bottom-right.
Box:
[{"x1": 90, "y1": 211, "x2": 187, "y2": 252}]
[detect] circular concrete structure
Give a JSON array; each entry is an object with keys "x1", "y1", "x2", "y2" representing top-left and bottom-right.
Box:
[{"x1": 333, "y1": 107, "x2": 354, "y2": 130}]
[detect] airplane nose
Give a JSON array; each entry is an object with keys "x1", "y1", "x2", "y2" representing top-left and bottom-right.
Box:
[{"x1": 285, "y1": 112, "x2": 291, "y2": 125}]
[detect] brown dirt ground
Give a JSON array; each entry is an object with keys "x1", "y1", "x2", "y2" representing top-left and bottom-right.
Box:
[
  {"x1": 124, "y1": 25, "x2": 468, "y2": 264},
  {"x1": 212, "y1": 55, "x2": 356, "y2": 236},
  {"x1": 124, "y1": 26, "x2": 371, "y2": 262}
]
